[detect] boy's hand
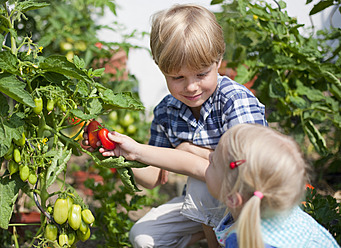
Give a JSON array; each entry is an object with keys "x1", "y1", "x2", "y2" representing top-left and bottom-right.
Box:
[
  {"x1": 99, "y1": 131, "x2": 140, "y2": 160},
  {"x1": 82, "y1": 125, "x2": 100, "y2": 152}
]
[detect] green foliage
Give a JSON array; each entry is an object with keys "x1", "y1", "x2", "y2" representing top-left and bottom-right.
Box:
[
  {"x1": 213, "y1": 0, "x2": 341, "y2": 182},
  {"x1": 85, "y1": 166, "x2": 157, "y2": 248},
  {"x1": 0, "y1": 0, "x2": 148, "y2": 246},
  {"x1": 302, "y1": 188, "x2": 341, "y2": 244}
]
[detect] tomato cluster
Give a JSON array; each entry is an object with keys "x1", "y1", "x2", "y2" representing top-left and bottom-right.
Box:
[
  {"x1": 5, "y1": 132, "x2": 38, "y2": 185},
  {"x1": 45, "y1": 194, "x2": 95, "y2": 247}
]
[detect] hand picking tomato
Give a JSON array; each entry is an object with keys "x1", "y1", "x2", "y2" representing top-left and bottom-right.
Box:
[
  {"x1": 98, "y1": 128, "x2": 116, "y2": 150},
  {"x1": 87, "y1": 120, "x2": 102, "y2": 148}
]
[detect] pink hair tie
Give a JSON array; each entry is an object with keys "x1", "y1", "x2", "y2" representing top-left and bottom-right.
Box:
[
  {"x1": 229, "y1": 159, "x2": 246, "y2": 169},
  {"x1": 254, "y1": 191, "x2": 264, "y2": 199}
]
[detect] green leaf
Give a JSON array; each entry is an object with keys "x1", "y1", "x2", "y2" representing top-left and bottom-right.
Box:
[
  {"x1": 116, "y1": 167, "x2": 141, "y2": 193},
  {"x1": 303, "y1": 120, "x2": 328, "y2": 156},
  {"x1": 0, "y1": 73, "x2": 35, "y2": 108},
  {"x1": 234, "y1": 64, "x2": 252, "y2": 85},
  {"x1": 92, "y1": 68, "x2": 105, "y2": 77},
  {"x1": 87, "y1": 98, "x2": 102, "y2": 115},
  {"x1": 289, "y1": 95, "x2": 307, "y2": 109},
  {"x1": 323, "y1": 71, "x2": 341, "y2": 91},
  {"x1": 0, "y1": 113, "x2": 24, "y2": 157},
  {"x1": 0, "y1": 51, "x2": 18, "y2": 74},
  {"x1": 97, "y1": 156, "x2": 148, "y2": 169},
  {"x1": 309, "y1": 0, "x2": 334, "y2": 15},
  {"x1": 0, "y1": 92, "x2": 9, "y2": 116},
  {"x1": 0, "y1": 173, "x2": 26, "y2": 229},
  {"x1": 39, "y1": 55, "x2": 93, "y2": 84},
  {"x1": 211, "y1": 0, "x2": 224, "y2": 4},
  {"x1": 45, "y1": 145, "x2": 72, "y2": 188},
  {"x1": 100, "y1": 91, "x2": 144, "y2": 111},
  {"x1": 70, "y1": 109, "x2": 97, "y2": 121},
  {"x1": 16, "y1": 0, "x2": 49, "y2": 13},
  {"x1": 269, "y1": 74, "x2": 286, "y2": 98}
]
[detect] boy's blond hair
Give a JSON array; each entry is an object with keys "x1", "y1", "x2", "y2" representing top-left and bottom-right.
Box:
[
  {"x1": 150, "y1": 4, "x2": 225, "y2": 75},
  {"x1": 218, "y1": 124, "x2": 309, "y2": 248}
]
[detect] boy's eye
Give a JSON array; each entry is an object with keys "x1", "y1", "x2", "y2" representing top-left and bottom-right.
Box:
[
  {"x1": 172, "y1": 76, "x2": 183, "y2": 80},
  {"x1": 197, "y1": 72, "x2": 208, "y2": 77}
]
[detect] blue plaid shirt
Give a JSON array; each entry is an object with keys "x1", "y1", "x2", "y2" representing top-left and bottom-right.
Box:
[{"x1": 149, "y1": 75, "x2": 267, "y2": 149}]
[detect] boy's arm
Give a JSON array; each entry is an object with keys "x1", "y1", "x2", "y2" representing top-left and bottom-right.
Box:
[
  {"x1": 100, "y1": 132, "x2": 209, "y2": 182},
  {"x1": 132, "y1": 167, "x2": 168, "y2": 189},
  {"x1": 176, "y1": 142, "x2": 213, "y2": 160}
]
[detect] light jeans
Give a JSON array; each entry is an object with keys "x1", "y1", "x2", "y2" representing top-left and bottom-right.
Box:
[{"x1": 129, "y1": 178, "x2": 226, "y2": 248}]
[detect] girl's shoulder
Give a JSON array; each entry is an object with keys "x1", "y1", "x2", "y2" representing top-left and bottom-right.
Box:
[{"x1": 262, "y1": 206, "x2": 339, "y2": 247}]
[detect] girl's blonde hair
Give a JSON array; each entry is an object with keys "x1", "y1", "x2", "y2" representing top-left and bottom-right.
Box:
[
  {"x1": 218, "y1": 124, "x2": 309, "y2": 248},
  {"x1": 150, "y1": 4, "x2": 225, "y2": 75}
]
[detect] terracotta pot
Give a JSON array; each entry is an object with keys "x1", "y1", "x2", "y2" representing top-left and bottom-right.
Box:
[
  {"x1": 73, "y1": 171, "x2": 103, "y2": 195},
  {"x1": 13, "y1": 211, "x2": 41, "y2": 223}
]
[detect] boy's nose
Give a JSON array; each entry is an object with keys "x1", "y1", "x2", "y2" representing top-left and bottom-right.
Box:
[{"x1": 185, "y1": 79, "x2": 199, "y2": 92}]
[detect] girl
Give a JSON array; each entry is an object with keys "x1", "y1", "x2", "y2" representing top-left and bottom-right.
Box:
[{"x1": 205, "y1": 124, "x2": 339, "y2": 248}]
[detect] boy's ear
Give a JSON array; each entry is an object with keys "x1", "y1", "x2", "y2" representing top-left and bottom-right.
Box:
[
  {"x1": 217, "y1": 59, "x2": 222, "y2": 69},
  {"x1": 226, "y1": 192, "x2": 243, "y2": 209}
]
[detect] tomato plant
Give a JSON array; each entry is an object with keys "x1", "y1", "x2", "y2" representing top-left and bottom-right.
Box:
[{"x1": 0, "y1": 1, "x2": 148, "y2": 247}]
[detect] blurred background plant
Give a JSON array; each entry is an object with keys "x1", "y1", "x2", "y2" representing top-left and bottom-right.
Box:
[{"x1": 212, "y1": 0, "x2": 340, "y2": 243}]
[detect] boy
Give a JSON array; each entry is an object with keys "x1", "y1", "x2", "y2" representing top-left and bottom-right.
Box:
[{"x1": 85, "y1": 4, "x2": 267, "y2": 248}]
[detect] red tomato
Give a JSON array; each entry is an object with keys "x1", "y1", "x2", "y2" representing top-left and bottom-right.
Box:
[
  {"x1": 98, "y1": 128, "x2": 116, "y2": 150},
  {"x1": 87, "y1": 120, "x2": 102, "y2": 148},
  {"x1": 110, "y1": 168, "x2": 117, "y2": 173}
]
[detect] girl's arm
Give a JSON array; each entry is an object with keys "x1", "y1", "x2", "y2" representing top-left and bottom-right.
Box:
[{"x1": 100, "y1": 131, "x2": 209, "y2": 182}]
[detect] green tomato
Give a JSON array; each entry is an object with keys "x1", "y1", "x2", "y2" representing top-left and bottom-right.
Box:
[
  {"x1": 78, "y1": 219, "x2": 88, "y2": 234},
  {"x1": 77, "y1": 227, "x2": 90, "y2": 242},
  {"x1": 28, "y1": 172, "x2": 38, "y2": 185},
  {"x1": 4, "y1": 143, "x2": 14, "y2": 160},
  {"x1": 66, "y1": 194, "x2": 74, "y2": 212},
  {"x1": 81, "y1": 209, "x2": 95, "y2": 225},
  {"x1": 8, "y1": 160, "x2": 19, "y2": 175},
  {"x1": 14, "y1": 133, "x2": 25, "y2": 147},
  {"x1": 59, "y1": 233, "x2": 69, "y2": 247},
  {"x1": 33, "y1": 97, "x2": 43, "y2": 114},
  {"x1": 119, "y1": 113, "x2": 134, "y2": 127},
  {"x1": 13, "y1": 148, "x2": 21, "y2": 163},
  {"x1": 68, "y1": 204, "x2": 82, "y2": 230},
  {"x1": 45, "y1": 223, "x2": 58, "y2": 241},
  {"x1": 127, "y1": 124, "x2": 137, "y2": 134},
  {"x1": 53, "y1": 198, "x2": 68, "y2": 225},
  {"x1": 19, "y1": 165, "x2": 29, "y2": 181},
  {"x1": 108, "y1": 111, "x2": 118, "y2": 122},
  {"x1": 46, "y1": 99, "x2": 55, "y2": 112},
  {"x1": 57, "y1": 101, "x2": 67, "y2": 112},
  {"x1": 68, "y1": 231, "x2": 76, "y2": 245}
]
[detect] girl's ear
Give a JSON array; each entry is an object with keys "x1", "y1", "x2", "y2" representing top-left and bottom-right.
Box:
[{"x1": 226, "y1": 192, "x2": 243, "y2": 209}]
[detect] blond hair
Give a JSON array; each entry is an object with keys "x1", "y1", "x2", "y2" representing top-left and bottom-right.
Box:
[
  {"x1": 150, "y1": 4, "x2": 225, "y2": 75},
  {"x1": 218, "y1": 124, "x2": 309, "y2": 248}
]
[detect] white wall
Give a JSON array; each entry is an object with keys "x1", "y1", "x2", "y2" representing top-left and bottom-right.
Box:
[{"x1": 98, "y1": 0, "x2": 340, "y2": 112}]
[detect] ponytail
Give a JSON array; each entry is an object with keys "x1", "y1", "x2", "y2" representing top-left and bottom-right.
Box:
[{"x1": 237, "y1": 194, "x2": 264, "y2": 248}]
